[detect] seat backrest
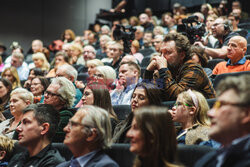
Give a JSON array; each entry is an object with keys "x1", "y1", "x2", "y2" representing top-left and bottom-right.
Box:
[
  {"x1": 206, "y1": 59, "x2": 226, "y2": 70},
  {"x1": 213, "y1": 71, "x2": 250, "y2": 89},
  {"x1": 77, "y1": 73, "x2": 89, "y2": 83},
  {"x1": 206, "y1": 98, "x2": 216, "y2": 108},
  {"x1": 177, "y1": 144, "x2": 216, "y2": 167},
  {"x1": 105, "y1": 144, "x2": 135, "y2": 167},
  {"x1": 52, "y1": 143, "x2": 73, "y2": 161},
  {"x1": 113, "y1": 105, "x2": 131, "y2": 120},
  {"x1": 162, "y1": 101, "x2": 176, "y2": 109},
  {"x1": 247, "y1": 44, "x2": 250, "y2": 55}
]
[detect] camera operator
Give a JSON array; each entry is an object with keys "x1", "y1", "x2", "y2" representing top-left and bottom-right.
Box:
[
  {"x1": 194, "y1": 17, "x2": 239, "y2": 59},
  {"x1": 144, "y1": 33, "x2": 215, "y2": 101}
]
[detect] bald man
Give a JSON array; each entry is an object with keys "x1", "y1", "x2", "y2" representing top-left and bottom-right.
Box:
[{"x1": 213, "y1": 36, "x2": 250, "y2": 75}]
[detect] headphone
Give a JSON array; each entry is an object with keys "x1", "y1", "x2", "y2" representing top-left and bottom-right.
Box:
[{"x1": 223, "y1": 19, "x2": 233, "y2": 32}]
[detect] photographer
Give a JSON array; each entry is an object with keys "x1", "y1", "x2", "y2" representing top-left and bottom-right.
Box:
[
  {"x1": 194, "y1": 17, "x2": 239, "y2": 59},
  {"x1": 144, "y1": 33, "x2": 215, "y2": 101}
]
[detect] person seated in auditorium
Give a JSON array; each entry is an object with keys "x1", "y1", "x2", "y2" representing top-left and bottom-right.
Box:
[
  {"x1": 195, "y1": 75, "x2": 250, "y2": 167},
  {"x1": 169, "y1": 89, "x2": 220, "y2": 148},
  {"x1": 0, "y1": 88, "x2": 33, "y2": 139},
  {"x1": 57, "y1": 105, "x2": 118, "y2": 167},
  {"x1": 96, "y1": 35, "x2": 112, "y2": 60},
  {"x1": 0, "y1": 78, "x2": 12, "y2": 120},
  {"x1": 30, "y1": 52, "x2": 50, "y2": 73},
  {"x1": 194, "y1": 17, "x2": 239, "y2": 59},
  {"x1": 139, "y1": 13, "x2": 154, "y2": 33},
  {"x1": 190, "y1": 45, "x2": 212, "y2": 78},
  {"x1": 152, "y1": 35, "x2": 164, "y2": 53},
  {"x1": 112, "y1": 82, "x2": 162, "y2": 143},
  {"x1": 43, "y1": 77, "x2": 76, "y2": 142},
  {"x1": 8, "y1": 104, "x2": 65, "y2": 166},
  {"x1": 1, "y1": 67, "x2": 21, "y2": 89},
  {"x1": 55, "y1": 64, "x2": 82, "y2": 107},
  {"x1": 76, "y1": 45, "x2": 96, "y2": 68},
  {"x1": 30, "y1": 76, "x2": 49, "y2": 103},
  {"x1": 126, "y1": 106, "x2": 179, "y2": 167},
  {"x1": 75, "y1": 82, "x2": 119, "y2": 133},
  {"x1": 213, "y1": 36, "x2": 250, "y2": 75},
  {"x1": 46, "y1": 51, "x2": 70, "y2": 78},
  {"x1": 145, "y1": 33, "x2": 215, "y2": 101},
  {"x1": 3, "y1": 51, "x2": 29, "y2": 81},
  {"x1": 0, "y1": 136, "x2": 15, "y2": 166},
  {"x1": 106, "y1": 41, "x2": 124, "y2": 73},
  {"x1": 111, "y1": 61, "x2": 140, "y2": 105}
]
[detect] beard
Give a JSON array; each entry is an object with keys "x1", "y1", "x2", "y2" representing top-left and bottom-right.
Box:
[{"x1": 167, "y1": 61, "x2": 181, "y2": 74}]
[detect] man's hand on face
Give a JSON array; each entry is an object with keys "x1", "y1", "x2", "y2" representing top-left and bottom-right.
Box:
[{"x1": 154, "y1": 54, "x2": 168, "y2": 69}]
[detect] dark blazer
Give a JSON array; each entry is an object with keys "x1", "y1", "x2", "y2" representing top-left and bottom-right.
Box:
[
  {"x1": 194, "y1": 135, "x2": 250, "y2": 167},
  {"x1": 56, "y1": 150, "x2": 119, "y2": 167}
]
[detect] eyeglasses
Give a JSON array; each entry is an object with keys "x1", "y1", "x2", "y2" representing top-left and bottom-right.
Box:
[
  {"x1": 212, "y1": 100, "x2": 249, "y2": 110},
  {"x1": 83, "y1": 51, "x2": 94, "y2": 54},
  {"x1": 93, "y1": 73, "x2": 104, "y2": 78},
  {"x1": 174, "y1": 102, "x2": 191, "y2": 107},
  {"x1": 44, "y1": 91, "x2": 61, "y2": 98},
  {"x1": 67, "y1": 120, "x2": 85, "y2": 129}
]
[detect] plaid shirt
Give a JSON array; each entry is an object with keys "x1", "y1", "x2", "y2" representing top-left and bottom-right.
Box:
[{"x1": 144, "y1": 60, "x2": 216, "y2": 101}]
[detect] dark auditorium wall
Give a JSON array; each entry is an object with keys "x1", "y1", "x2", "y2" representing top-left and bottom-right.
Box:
[{"x1": 0, "y1": 0, "x2": 111, "y2": 54}]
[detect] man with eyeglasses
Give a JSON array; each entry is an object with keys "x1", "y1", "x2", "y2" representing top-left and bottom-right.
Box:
[
  {"x1": 57, "y1": 105, "x2": 118, "y2": 167},
  {"x1": 44, "y1": 77, "x2": 76, "y2": 142},
  {"x1": 76, "y1": 45, "x2": 96, "y2": 68},
  {"x1": 8, "y1": 104, "x2": 65, "y2": 167},
  {"x1": 194, "y1": 17, "x2": 239, "y2": 59},
  {"x1": 195, "y1": 74, "x2": 250, "y2": 167}
]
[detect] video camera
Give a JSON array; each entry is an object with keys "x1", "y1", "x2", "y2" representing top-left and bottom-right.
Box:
[
  {"x1": 113, "y1": 24, "x2": 136, "y2": 53},
  {"x1": 177, "y1": 15, "x2": 206, "y2": 44}
]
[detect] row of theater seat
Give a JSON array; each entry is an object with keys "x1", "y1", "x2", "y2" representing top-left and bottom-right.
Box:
[{"x1": 12, "y1": 142, "x2": 216, "y2": 167}]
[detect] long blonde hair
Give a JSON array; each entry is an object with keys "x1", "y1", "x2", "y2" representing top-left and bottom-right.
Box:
[
  {"x1": 1, "y1": 67, "x2": 21, "y2": 89},
  {"x1": 178, "y1": 90, "x2": 210, "y2": 126}
]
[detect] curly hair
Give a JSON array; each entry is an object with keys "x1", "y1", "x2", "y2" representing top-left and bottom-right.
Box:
[{"x1": 164, "y1": 33, "x2": 191, "y2": 62}]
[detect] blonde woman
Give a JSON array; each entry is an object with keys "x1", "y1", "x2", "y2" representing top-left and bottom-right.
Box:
[
  {"x1": 86, "y1": 59, "x2": 104, "y2": 77},
  {"x1": 1, "y1": 67, "x2": 21, "y2": 89},
  {"x1": 170, "y1": 89, "x2": 220, "y2": 148},
  {"x1": 31, "y1": 52, "x2": 50, "y2": 72}
]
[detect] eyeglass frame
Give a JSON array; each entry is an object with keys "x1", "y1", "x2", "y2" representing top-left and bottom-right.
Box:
[
  {"x1": 212, "y1": 100, "x2": 249, "y2": 110},
  {"x1": 44, "y1": 90, "x2": 68, "y2": 104}
]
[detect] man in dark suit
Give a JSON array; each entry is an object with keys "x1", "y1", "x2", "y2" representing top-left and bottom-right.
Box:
[
  {"x1": 195, "y1": 74, "x2": 250, "y2": 167},
  {"x1": 57, "y1": 105, "x2": 119, "y2": 167}
]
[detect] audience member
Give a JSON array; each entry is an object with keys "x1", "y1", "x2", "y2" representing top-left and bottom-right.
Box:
[
  {"x1": 8, "y1": 104, "x2": 65, "y2": 166},
  {"x1": 55, "y1": 64, "x2": 82, "y2": 106},
  {"x1": 195, "y1": 74, "x2": 250, "y2": 167},
  {"x1": 94, "y1": 65, "x2": 117, "y2": 91},
  {"x1": 213, "y1": 36, "x2": 250, "y2": 75},
  {"x1": 190, "y1": 46, "x2": 212, "y2": 78},
  {"x1": 30, "y1": 52, "x2": 50, "y2": 73},
  {"x1": 23, "y1": 68, "x2": 44, "y2": 91},
  {"x1": 77, "y1": 82, "x2": 119, "y2": 132},
  {"x1": 161, "y1": 12, "x2": 177, "y2": 34},
  {"x1": 106, "y1": 41, "x2": 124, "y2": 72},
  {"x1": 111, "y1": 61, "x2": 140, "y2": 105},
  {"x1": 134, "y1": 26, "x2": 144, "y2": 47},
  {"x1": 127, "y1": 106, "x2": 179, "y2": 167},
  {"x1": 25, "y1": 39, "x2": 44, "y2": 64},
  {"x1": 139, "y1": 31, "x2": 155, "y2": 57},
  {"x1": 145, "y1": 33, "x2": 215, "y2": 101},
  {"x1": 96, "y1": 35, "x2": 112, "y2": 59},
  {"x1": 139, "y1": 13, "x2": 154, "y2": 32},
  {"x1": 62, "y1": 29, "x2": 75, "y2": 43},
  {"x1": 57, "y1": 105, "x2": 118, "y2": 167},
  {"x1": 0, "y1": 78, "x2": 12, "y2": 119},
  {"x1": 113, "y1": 82, "x2": 162, "y2": 143},
  {"x1": 195, "y1": 17, "x2": 239, "y2": 59},
  {"x1": 1, "y1": 67, "x2": 21, "y2": 89},
  {"x1": 86, "y1": 59, "x2": 104, "y2": 77},
  {"x1": 43, "y1": 77, "x2": 76, "y2": 142},
  {"x1": 131, "y1": 40, "x2": 144, "y2": 63},
  {"x1": 0, "y1": 88, "x2": 33, "y2": 138},
  {"x1": 68, "y1": 43, "x2": 83, "y2": 65},
  {"x1": 47, "y1": 51, "x2": 70, "y2": 78},
  {"x1": 152, "y1": 35, "x2": 164, "y2": 53},
  {"x1": 30, "y1": 76, "x2": 49, "y2": 103},
  {"x1": 170, "y1": 89, "x2": 219, "y2": 148},
  {"x1": 0, "y1": 136, "x2": 15, "y2": 166},
  {"x1": 3, "y1": 52, "x2": 29, "y2": 81}
]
